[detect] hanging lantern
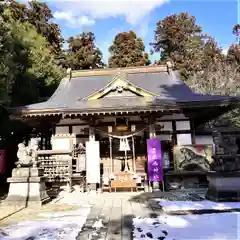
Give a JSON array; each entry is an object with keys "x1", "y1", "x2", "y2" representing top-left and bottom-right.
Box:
[{"x1": 119, "y1": 138, "x2": 130, "y2": 151}]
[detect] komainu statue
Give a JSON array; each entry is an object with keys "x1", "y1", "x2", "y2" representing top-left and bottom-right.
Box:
[{"x1": 16, "y1": 138, "x2": 40, "y2": 168}]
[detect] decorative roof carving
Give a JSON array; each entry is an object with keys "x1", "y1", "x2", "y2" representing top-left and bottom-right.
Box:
[{"x1": 85, "y1": 71, "x2": 158, "y2": 100}]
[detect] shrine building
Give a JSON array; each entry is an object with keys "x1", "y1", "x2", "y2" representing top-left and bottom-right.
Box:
[{"x1": 10, "y1": 65, "x2": 240, "y2": 192}]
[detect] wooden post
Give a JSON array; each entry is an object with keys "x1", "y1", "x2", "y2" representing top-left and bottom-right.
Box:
[
  {"x1": 132, "y1": 136, "x2": 136, "y2": 172},
  {"x1": 89, "y1": 126, "x2": 95, "y2": 142},
  {"x1": 88, "y1": 123, "x2": 97, "y2": 191},
  {"x1": 69, "y1": 151, "x2": 73, "y2": 192},
  {"x1": 190, "y1": 119, "x2": 196, "y2": 144},
  {"x1": 109, "y1": 136, "x2": 113, "y2": 173},
  {"x1": 149, "y1": 124, "x2": 156, "y2": 139},
  {"x1": 149, "y1": 114, "x2": 156, "y2": 138},
  {"x1": 124, "y1": 149, "x2": 128, "y2": 171}
]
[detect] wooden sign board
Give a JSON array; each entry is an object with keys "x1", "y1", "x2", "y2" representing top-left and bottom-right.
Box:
[
  {"x1": 51, "y1": 135, "x2": 76, "y2": 151},
  {"x1": 76, "y1": 154, "x2": 86, "y2": 172},
  {"x1": 86, "y1": 141, "x2": 100, "y2": 184}
]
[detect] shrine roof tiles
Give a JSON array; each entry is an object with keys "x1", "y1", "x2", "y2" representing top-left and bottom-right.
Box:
[{"x1": 11, "y1": 65, "x2": 240, "y2": 116}]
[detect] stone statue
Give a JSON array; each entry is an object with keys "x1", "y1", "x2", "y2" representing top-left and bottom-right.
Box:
[
  {"x1": 16, "y1": 143, "x2": 33, "y2": 167},
  {"x1": 16, "y1": 138, "x2": 40, "y2": 168},
  {"x1": 211, "y1": 129, "x2": 240, "y2": 172},
  {"x1": 5, "y1": 137, "x2": 50, "y2": 206}
]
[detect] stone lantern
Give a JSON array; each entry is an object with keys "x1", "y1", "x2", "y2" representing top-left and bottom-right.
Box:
[{"x1": 205, "y1": 129, "x2": 240, "y2": 202}]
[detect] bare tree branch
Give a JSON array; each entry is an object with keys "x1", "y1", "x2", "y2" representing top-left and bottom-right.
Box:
[{"x1": 187, "y1": 59, "x2": 240, "y2": 128}]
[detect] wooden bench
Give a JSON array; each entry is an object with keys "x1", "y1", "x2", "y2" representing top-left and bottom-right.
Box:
[{"x1": 110, "y1": 172, "x2": 137, "y2": 192}]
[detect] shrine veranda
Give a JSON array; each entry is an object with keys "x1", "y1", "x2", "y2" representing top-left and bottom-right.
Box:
[{"x1": 9, "y1": 65, "x2": 240, "y2": 193}]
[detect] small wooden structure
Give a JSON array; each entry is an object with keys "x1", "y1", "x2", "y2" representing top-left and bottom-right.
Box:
[{"x1": 110, "y1": 172, "x2": 137, "y2": 192}]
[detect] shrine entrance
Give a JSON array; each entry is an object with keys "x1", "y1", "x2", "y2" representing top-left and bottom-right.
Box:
[{"x1": 97, "y1": 125, "x2": 149, "y2": 192}]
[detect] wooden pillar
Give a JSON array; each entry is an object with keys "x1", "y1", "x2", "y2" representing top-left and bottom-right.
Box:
[
  {"x1": 89, "y1": 126, "x2": 95, "y2": 142},
  {"x1": 132, "y1": 136, "x2": 136, "y2": 172},
  {"x1": 149, "y1": 114, "x2": 156, "y2": 139},
  {"x1": 190, "y1": 119, "x2": 196, "y2": 144},
  {"x1": 109, "y1": 137, "x2": 113, "y2": 173},
  {"x1": 172, "y1": 120, "x2": 177, "y2": 145},
  {"x1": 149, "y1": 124, "x2": 156, "y2": 138}
]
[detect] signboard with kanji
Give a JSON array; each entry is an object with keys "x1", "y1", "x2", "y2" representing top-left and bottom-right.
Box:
[{"x1": 147, "y1": 139, "x2": 163, "y2": 182}]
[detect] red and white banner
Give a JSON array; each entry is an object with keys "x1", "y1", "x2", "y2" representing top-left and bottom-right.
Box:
[{"x1": 0, "y1": 150, "x2": 6, "y2": 175}]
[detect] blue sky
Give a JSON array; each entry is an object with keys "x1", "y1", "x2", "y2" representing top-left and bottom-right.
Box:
[{"x1": 47, "y1": 0, "x2": 238, "y2": 63}]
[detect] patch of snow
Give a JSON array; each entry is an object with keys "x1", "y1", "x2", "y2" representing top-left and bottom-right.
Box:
[
  {"x1": 158, "y1": 200, "x2": 240, "y2": 211},
  {"x1": 133, "y1": 212, "x2": 240, "y2": 240},
  {"x1": 92, "y1": 219, "x2": 104, "y2": 229},
  {"x1": 38, "y1": 207, "x2": 90, "y2": 218},
  {"x1": 0, "y1": 207, "x2": 91, "y2": 240},
  {"x1": 55, "y1": 193, "x2": 91, "y2": 207}
]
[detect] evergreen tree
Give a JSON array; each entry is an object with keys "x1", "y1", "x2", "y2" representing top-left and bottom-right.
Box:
[
  {"x1": 2, "y1": 0, "x2": 63, "y2": 55},
  {"x1": 0, "y1": 9, "x2": 64, "y2": 106},
  {"x1": 151, "y1": 13, "x2": 222, "y2": 78},
  {"x1": 66, "y1": 32, "x2": 105, "y2": 70},
  {"x1": 108, "y1": 30, "x2": 150, "y2": 68},
  {"x1": 227, "y1": 24, "x2": 240, "y2": 65}
]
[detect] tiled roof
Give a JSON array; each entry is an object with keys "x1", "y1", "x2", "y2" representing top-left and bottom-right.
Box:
[{"x1": 13, "y1": 65, "x2": 240, "y2": 115}]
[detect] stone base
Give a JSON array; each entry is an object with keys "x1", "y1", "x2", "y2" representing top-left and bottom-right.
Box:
[
  {"x1": 205, "y1": 171, "x2": 240, "y2": 202},
  {"x1": 3, "y1": 167, "x2": 50, "y2": 206}
]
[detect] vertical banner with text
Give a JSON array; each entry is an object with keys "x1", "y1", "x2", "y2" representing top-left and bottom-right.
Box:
[
  {"x1": 0, "y1": 150, "x2": 6, "y2": 175},
  {"x1": 147, "y1": 139, "x2": 163, "y2": 182},
  {"x1": 86, "y1": 141, "x2": 100, "y2": 184}
]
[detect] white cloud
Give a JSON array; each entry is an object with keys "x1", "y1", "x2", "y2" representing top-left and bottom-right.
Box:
[
  {"x1": 51, "y1": 0, "x2": 169, "y2": 61},
  {"x1": 52, "y1": 0, "x2": 169, "y2": 26},
  {"x1": 54, "y1": 11, "x2": 95, "y2": 28},
  {"x1": 222, "y1": 48, "x2": 229, "y2": 56}
]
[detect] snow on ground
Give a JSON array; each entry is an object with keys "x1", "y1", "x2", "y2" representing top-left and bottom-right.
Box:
[
  {"x1": 0, "y1": 193, "x2": 91, "y2": 240},
  {"x1": 0, "y1": 207, "x2": 91, "y2": 240},
  {"x1": 157, "y1": 200, "x2": 240, "y2": 211},
  {"x1": 53, "y1": 191, "x2": 92, "y2": 208},
  {"x1": 133, "y1": 212, "x2": 240, "y2": 240}
]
